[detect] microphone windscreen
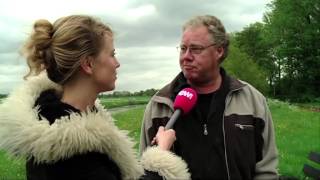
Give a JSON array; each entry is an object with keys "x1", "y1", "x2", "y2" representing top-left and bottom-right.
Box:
[{"x1": 173, "y1": 88, "x2": 198, "y2": 114}]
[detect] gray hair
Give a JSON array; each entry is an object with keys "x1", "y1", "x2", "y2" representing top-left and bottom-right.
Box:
[{"x1": 183, "y1": 15, "x2": 229, "y2": 62}]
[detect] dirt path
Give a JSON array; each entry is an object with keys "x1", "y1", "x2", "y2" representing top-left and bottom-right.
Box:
[
  {"x1": 108, "y1": 104, "x2": 146, "y2": 114},
  {"x1": 299, "y1": 106, "x2": 320, "y2": 112}
]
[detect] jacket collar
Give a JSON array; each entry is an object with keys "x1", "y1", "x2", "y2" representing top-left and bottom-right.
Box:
[
  {"x1": 157, "y1": 68, "x2": 246, "y2": 100},
  {"x1": 0, "y1": 73, "x2": 143, "y2": 179}
]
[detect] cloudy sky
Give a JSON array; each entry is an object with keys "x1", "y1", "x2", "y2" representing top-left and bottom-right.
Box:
[{"x1": 0, "y1": 0, "x2": 270, "y2": 94}]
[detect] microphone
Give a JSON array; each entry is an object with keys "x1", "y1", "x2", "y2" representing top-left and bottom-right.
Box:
[{"x1": 165, "y1": 88, "x2": 198, "y2": 130}]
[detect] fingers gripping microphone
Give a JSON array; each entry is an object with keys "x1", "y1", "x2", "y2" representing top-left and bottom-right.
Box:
[{"x1": 165, "y1": 88, "x2": 198, "y2": 130}]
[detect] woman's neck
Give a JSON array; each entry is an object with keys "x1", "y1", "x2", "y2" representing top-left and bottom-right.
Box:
[{"x1": 61, "y1": 79, "x2": 98, "y2": 111}]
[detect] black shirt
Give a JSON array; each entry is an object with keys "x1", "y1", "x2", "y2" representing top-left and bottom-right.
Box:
[{"x1": 173, "y1": 69, "x2": 230, "y2": 179}]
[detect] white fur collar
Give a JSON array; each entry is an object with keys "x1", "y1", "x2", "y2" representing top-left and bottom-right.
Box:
[
  {"x1": 0, "y1": 73, "x2": 143, "y2": 179},
  {"x1": 0, "y1": 73, "x2": 191, "y2": 179}
]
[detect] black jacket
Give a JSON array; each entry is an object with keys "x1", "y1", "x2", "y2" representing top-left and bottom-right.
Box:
[
  {"x1": 0, "y1": 73, "x2": 191, "y2": 180},
  {"x1": 26, "y1": 89, "x2": 122, "y2": 180}
]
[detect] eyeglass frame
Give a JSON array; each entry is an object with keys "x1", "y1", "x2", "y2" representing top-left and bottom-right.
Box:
[{"x1": 177, "y1": 43, "x2": 217, "y2": 55}]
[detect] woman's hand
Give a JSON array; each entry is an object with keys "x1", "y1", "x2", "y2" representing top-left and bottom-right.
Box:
[{"x1": 151, "y1": 126, "x2": 176, "y2": 150}]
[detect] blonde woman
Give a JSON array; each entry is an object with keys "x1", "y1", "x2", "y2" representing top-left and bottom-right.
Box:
[{"x1": 0, "y1": 15, "x2": 190, "y2": 180}]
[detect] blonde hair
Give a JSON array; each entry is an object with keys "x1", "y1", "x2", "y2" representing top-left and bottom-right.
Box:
[
  {"x1": 183, "y1": 15, "x2": 229, "y2": 62},
  {"x1": 22, "y1": 15, "x2": 113, "y2": 84}
]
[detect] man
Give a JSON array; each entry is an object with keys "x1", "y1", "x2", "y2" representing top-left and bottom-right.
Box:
[{"x1": 139, "y1": 15, "x2": 278, "y2": 179}]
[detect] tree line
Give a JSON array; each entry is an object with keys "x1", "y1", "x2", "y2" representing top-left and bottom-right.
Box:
[
  {"x1": 99, "y1": 88, "x2": 158, "y2": 98},
  {"x1": 223, "y1": 0, "x2": 319, "y2": 102},
  {"x1": 0, "y1": 94, "x2": 7, "y2": 99}
]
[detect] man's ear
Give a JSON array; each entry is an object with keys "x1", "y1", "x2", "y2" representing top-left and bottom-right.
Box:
[
  {"x1": 80, "y1": 56, "x2": 94, "y2": 75},
  {"x1": 216, "y1": 46, "x2": 225, "y2": 60}
]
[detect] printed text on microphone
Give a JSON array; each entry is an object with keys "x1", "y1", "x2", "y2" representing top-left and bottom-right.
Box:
[{"x1": 178, "y1": 90, "x2": 193, "y2": 100}]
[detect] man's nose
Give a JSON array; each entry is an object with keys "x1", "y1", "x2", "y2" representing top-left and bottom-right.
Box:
[{"x1": 181, "y1": 49, "x2": 193, "y2": 60}]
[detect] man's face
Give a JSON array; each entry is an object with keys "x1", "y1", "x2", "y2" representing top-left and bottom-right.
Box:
[{"x1": 179, "y1": 25, "x2": 223, "y2": 85}]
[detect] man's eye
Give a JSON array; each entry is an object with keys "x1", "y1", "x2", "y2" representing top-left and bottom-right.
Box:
[
  {"x1": 190, "y1": 47, "x2": 201, "y2": 51},
  {"x1": 180, "y1": 46, "x2": 187, "y2": 51}
]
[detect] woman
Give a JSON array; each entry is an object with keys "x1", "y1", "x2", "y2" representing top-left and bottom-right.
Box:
[{"x1": 0, "y1": 15, "x2": 190, "y2": 179}]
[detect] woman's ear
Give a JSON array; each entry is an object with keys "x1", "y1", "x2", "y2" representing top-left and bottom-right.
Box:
[{"x1": 80, "y1": 56, "x2": 94, "y2": 75}]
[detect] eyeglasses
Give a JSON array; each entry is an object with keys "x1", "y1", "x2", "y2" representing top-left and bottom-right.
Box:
[{"x1": 177, "y1": 44, "x2": 216, "y2": 55}]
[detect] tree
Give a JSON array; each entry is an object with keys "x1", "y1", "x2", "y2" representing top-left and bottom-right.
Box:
[
  {"x1": 223, "y1": 41, "x2": 269, "y2": 95},
  {"x1": 263, "y1": 0, "x2": 320, "y2": 101},
  {"x1": 234, "y1": 23, "x2": 278, "y2": 96}
]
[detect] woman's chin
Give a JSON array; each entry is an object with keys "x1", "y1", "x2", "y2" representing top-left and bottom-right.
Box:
[
  {"x1": 99, "y1": 84, "x2": 116, "y2": 93},
  {"x1": 107, "y1": 85, "x2": 115, "y2": 91}
]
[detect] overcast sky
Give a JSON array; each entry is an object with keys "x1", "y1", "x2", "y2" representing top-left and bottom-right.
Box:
[{"x1": 0, "y1": 0, "x2": 270, "y2": 94}]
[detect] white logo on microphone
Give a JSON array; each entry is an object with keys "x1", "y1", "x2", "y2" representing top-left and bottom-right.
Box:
[{"x1": 178, "y1": 90, "x2": 193, "y2": 100}]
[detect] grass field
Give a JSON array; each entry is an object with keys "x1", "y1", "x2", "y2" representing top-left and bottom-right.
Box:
[
  {"x1": 100, "y1": 96, "x2": 150, "y2": 109},
  {"x1": 0, "y1": 152, "x2": 25, "y2": 179},
  {"x1": 0, "y1": 98, "x2": 319, "y2": 179},
  {"x1": 269, "y1": 100, "x2": 320, "y2": 179},
  {"x1": 114, "y1": 100, "x2": 320, "y2": 179},
  {"x1": 113, "y1": 106, "x2": 146, "y2": 150}
]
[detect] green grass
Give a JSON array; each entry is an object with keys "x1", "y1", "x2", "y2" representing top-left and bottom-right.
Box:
[
  {"x1": 0, "y1": 99, "x2": 319, "y2": 179},
  {"x1": 113, "y1": 106, "x2": 146, "y2": 150},
  {"x1": 0, "y1": 151, "x2": 26, "y2": 180},
  {"x1": 114, "y1": 100, "x2": 320, "y2": 178},
  {"x1": 268, "y1": 99, "x2": 320, "y2": 179}
]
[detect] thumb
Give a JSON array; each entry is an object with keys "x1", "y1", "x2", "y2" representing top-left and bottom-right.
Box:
[{"x1": 158, "y1": 126, "x2": 165, "y2": 132}]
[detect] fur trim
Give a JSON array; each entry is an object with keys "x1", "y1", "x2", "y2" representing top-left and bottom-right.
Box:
[
  {"x1": 141, "y1": 146, "x2": 191, "y2": 180},
  {"x1": 0, "y1": 73, "x2": 143, "y2": 179}
]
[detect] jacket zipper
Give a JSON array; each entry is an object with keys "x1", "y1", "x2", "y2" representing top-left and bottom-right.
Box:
[
  {"x1": 223, "y1": 86, "x2": 243, "y2": 180},
  {"x1": 235, "y1": 124, "x2": 254, "y2": 130},
  {"x1": 222, "y1": 97, "x2": 231, "y2": 180}
]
